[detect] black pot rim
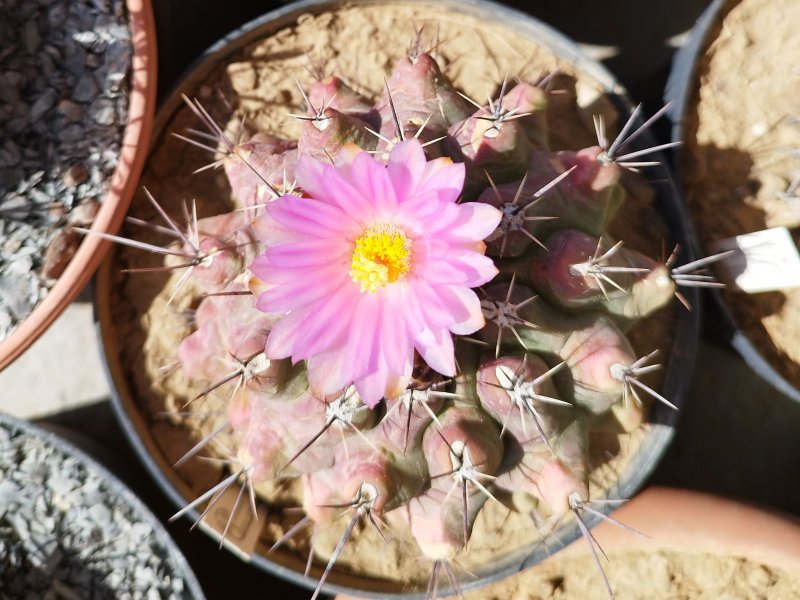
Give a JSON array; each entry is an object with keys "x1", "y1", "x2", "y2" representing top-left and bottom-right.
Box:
[
  {"x1": 665, "y1": 0, "x2": 800, "y2": 405},
  {"x1": 0, "y1": 411, "x2": 206, "y2": 600},
  {"x1": 97, "y1": 0, "x2": 700, "y2": 597}
]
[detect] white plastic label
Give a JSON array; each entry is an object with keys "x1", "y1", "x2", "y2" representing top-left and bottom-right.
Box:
[{"x1": 707, "y1": 226, "x2": 800, "y2": 293}]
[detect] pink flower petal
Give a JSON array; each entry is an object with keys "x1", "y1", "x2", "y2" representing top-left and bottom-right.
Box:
[
  {"x1": 342, "y1": 294, "x2": 382, "y2": 379},
  {"x1": 395, "y1": 283, "x2": 433, "y2": 341},
  {"x1": 265, "y1": 237, "x2": 351, "y2": 269},
  {"x1": 348, "y1": 151, "x2": 398, "y2": 217},
  {"x1": 248, "y1": 253, "x2": 271, "y2": 282},
  {"x1": 267, "y1": 194, "x2": 359, "y2": 237},
  {"x1": 307, "y1": 351, "x2": 352, "y2": 397},
  {"x1": 417, "y1": 159, "x2": 465, "y2": 203},
  {"x1": 345, "y1": 294, "x2": 408, "y2": 406},
  {"x1": 252, "y1": 249, "x2": 348, "y2": 287},
  {"x1": 291, "y1": 285, "x2": 359, "y2": 360},
  {"x1": 393, "y1": 191, "x2": 450, "y2": 230},
  {"x1": 321, "y1": 162, "x2": 375, "y2": 218},
  {"x1": 406, "y1": 280, "x2": 459, "y2": 329},
  {"x1": 254, "y1": 262, "x2": 328, "y2": 285},
  {"x1": 414, "y1": 327, "x2": 455, "y2": 377},
  {"x1": 296, "y1": 155, "x2": 372, "y2": 217},
  {"x1": 355, "y1": 366, "x2": 390, "y2": 408},
  {"x1": 381, "y1": 289, "x2": 413, "y2": 374},
  {"x1": 429, "y1": 201, "x2": 503, "y2": 241},
  {"x1": 251, "y1": 207, "x2": 307, "y2": 246},
  {"x1": 294, "y1": 156, "x2": 328, "y2": 200},
  {"x1": 352, "y1": 304, "x2": 414, "y2": 407},
  {"x1": 256, "y1": 267, "x2": 349, "y2": 313},
  {"x1": 332, "y1": 143, "x2": 362, "y2": 168},
  {"x1": 419, "y1": 250, "x2": 498, "y2": 287},
  {"x1": 387, "y1": 140, "x2": 427, "y2": 200},
  {"x1": 434, "y1": 286, "x2": 485, "y2": 335},
  {"x1": 264, "y1": 308, "x2": 311, "y2": 359}
]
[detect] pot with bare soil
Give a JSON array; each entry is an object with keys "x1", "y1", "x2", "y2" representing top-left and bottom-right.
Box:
[
  {"x1": 338, "y1": 487, "x2": 800, "y2": 599},
  {"x1": 668, "y1": 0, "x2": 800, "y2": 403},
  {"x1": 96, "y1": 0, "x2": 700, "y2": 597}
]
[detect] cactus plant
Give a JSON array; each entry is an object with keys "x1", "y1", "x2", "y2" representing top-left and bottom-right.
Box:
[{"x1": 93, "y1": 6, "x2": 715, "y2": 599}]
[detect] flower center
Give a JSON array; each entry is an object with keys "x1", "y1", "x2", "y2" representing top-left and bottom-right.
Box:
[{"x1": 350, "y1": 224, "x2": 411, "y2": 292}]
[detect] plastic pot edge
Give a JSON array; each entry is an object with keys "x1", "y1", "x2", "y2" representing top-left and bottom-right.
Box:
[{"x1": 0, "y1": 411, "x2": 205, "y2": 600}]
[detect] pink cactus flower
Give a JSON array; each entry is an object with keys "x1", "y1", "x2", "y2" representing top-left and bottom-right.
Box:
[{"x1": 250, "y1": 140, "x2": 501, "y2": 407}]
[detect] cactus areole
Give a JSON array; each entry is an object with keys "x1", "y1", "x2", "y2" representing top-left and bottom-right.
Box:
[{"x1": 101, "y1": 3, "x2": 700, "y2": 597}]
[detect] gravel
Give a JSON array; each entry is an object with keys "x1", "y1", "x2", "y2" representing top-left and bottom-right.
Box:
[
  {"x1": 0, "y1": 0, "x2": 133, "y2": 342},
  {"x1": 0, "y1": 419, "x2": 198, "y2": 599}
]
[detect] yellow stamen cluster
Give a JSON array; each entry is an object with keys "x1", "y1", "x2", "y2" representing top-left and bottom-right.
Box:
[{"x1": 350, "y1": 224, "x2": 412, "y2": 293}]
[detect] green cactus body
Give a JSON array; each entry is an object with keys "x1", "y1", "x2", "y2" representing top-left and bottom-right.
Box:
[{"x1": 114, "y1": 9, "x2": 685, "y2": 592}]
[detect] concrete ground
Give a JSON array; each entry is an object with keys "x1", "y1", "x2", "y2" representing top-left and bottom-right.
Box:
[{"x1": 1, "y1": 289, "x2": 107, "y2": 419}]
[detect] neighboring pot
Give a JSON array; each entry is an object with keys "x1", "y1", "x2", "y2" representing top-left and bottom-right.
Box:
[
  {"x1": 338, "y1": 486, "x2": 800, "y2": 598},
  {"x1": 667, "y1": 0, "x2": 800, "y2": 404},
  {"x1": 0, "y1": 0, "x2": 157, "y2": 371},
  {"x1": 96, "y1": 0, "x2": 699, "y2": 597},
  {"x1": 0, "y1": 412, "x2": 204, "y2": 598}
]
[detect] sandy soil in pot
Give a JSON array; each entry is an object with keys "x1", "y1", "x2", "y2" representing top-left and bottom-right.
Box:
[
  {"x1": 428, "y1": 549, "x2": 800, "y2": 599},
  {"x1": 681, "y1": 0, "x2": 800, "y2": 389},
  {"x1": 460, "y1": 486, "x2": 800, "y2": 599},
  {"x1": 104, "y1": 2, "x2": 680, "y2": 591}
]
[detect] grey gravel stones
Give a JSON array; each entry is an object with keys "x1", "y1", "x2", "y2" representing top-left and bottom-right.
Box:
[
  {"x1": 0, "y1": 0, "x2": 133, "y2": 342},
  {"x1": 0, "y1": 419, "x2": 196, "y2": 599}
]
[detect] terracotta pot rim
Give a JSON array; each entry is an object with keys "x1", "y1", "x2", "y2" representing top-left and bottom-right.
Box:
[
  {"x1": 335, "y1": 487, "x2": 800, "y2": 599},
  {"x1": 0, "y1": 0, "x2": 158, "y2": 371},
  {"x1": 556, "y1": 486, "x2": 800, "y2": 575}
]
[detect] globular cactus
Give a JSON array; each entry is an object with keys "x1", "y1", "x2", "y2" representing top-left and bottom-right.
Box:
[{"x1": 99, "y1": 40, "x2": 715, "y2": 600}]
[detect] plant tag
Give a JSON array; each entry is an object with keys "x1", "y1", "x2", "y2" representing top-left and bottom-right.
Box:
[
  {"x1": 198, "y1": 484, "x2": 266, "y2": 560},
  {"x1": 707, "y1": 226, "x2": 800, "y2": 293}
]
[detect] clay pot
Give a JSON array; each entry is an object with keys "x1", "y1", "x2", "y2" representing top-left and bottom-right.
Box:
[
  {"x1": 338, "y1": 486, "x2": 800, "y2": 598},
  {"x1": 96, "y1": 0, "x2": 698, "y2": 597},
  {"x1": 667, "y1": 0, "x2": 800, "y2": 404},
  {"x1": 581, "y1": 486, "x2": 800, "y2": 571},
  {"x1": 0, "y1": 0, "x2": 157, "y2": 371}
]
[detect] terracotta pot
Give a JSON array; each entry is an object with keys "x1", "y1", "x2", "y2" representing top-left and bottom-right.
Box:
[
  {"x1": 667, "y1": 0, "x2": 800, "y2": 404},
  {"x1": 576, "y1": 487, "x2": 800, "y2": 570},
  {"x1": 337, "y1": 486, "x2": 800, "y2": 598},
  {"x1": 0, "y1": 0, "x2": 157, "y2": 371},
  {"x1": 96, "y1": 0, "x2": 698, "y2": 597}
]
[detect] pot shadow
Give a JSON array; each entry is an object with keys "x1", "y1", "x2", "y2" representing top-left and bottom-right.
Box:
[
  {"x1": 0, "y1": 557, "x2": 118, "y2": 599},
  {"x1": 502, "y1": 0, "x2": 712, "y2": 110},
  {"x1": 152, "y1": 1, "x2": 288, "y2": 101},
  {"x1": 683, "y1": 130, "x2": 795, "y2": 377},
  {"x1": 674, "y1": 0, "x2": 793, "y2": 359},
  {"x1": 651, "y1": 340, "x2": 800, "y2": 516}
]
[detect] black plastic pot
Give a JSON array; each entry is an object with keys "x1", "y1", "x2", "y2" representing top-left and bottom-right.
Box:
[
  {"x1": 96, "y1": 0, "x2": 699, "y2": 597},
  {"x1": 0, "y1": 412, "x2": 205, "y2": 599},
  {"x1": 666, "y1": 0, "x2": 800, "y2": 405}
]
